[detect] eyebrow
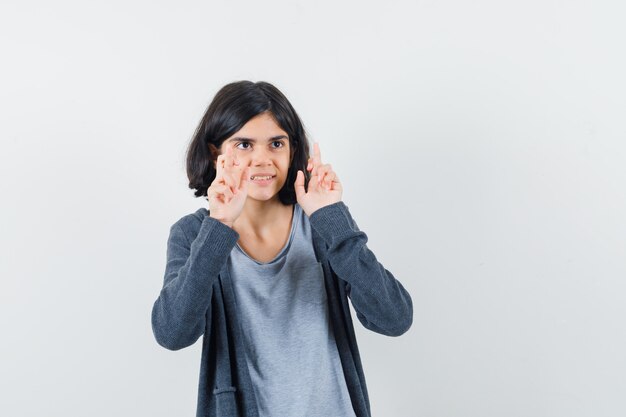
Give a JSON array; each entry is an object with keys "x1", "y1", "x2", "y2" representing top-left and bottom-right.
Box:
[{"x1": 226, "y1": 135, "x2": 288, "y2": 143}]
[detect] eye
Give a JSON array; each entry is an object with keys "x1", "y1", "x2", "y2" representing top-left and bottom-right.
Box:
[
  {"x1": 235, "y1": 142, "x2": 251, "y2": 150},
  {"x1": 271, "y1": 141, "x2": 284, "y2": 149}
]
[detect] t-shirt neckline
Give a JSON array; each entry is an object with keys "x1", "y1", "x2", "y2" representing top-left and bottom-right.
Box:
[{"x1": 235, "y1": 204, "x2": 299, "y2": 265}]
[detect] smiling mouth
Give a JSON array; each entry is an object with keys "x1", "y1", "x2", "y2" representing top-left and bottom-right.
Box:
[{"x1": 250, "y1": 175, "x2": 276, "y2": 181}]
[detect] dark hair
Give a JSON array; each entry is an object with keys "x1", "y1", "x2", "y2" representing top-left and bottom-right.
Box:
[{"x1": 185, "y1": 81, "x2": 311, "y2": 205}]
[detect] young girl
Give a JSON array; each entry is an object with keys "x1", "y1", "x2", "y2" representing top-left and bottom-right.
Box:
[{"x1": 151, "y1": 81, "x2": 413, "y2": 417}]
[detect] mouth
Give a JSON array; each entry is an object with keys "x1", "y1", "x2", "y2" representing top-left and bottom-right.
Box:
[{"x1": 250, "y1": 175, "x2": 276, "y2": 185}]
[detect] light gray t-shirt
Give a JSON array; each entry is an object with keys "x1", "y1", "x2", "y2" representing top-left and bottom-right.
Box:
[{"x1": 227, "y1": 203, "x2": 356, "y2": 417}]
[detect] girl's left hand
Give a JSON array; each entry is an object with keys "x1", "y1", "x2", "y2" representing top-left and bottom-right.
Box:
[{"x1": 295, "y1": 142, "x2": 343, "y2": 217}]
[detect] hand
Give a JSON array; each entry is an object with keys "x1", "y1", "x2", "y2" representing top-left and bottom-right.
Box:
[
  {"x1": 294, "y1": 141, "x2": 343, "y2": 217},
  {"x1": 207, "y1": 145, "x2": 251, "y2": 227}
]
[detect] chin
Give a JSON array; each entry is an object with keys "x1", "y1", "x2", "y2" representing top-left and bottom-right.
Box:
[{"x1": 247, "y1": 190, "x2": 280, "y2": 202}]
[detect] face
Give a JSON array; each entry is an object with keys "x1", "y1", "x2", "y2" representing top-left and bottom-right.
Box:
[{"x1": 219, "y1": 112, "x2": 292, "y2": 203}]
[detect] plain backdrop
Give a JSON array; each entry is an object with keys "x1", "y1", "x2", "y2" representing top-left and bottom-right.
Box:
[{"x1": 1, "y1": 1, "x2": 625, "y2": 416}]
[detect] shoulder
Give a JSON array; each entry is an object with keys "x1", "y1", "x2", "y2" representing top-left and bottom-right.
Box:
[{"x1": 169, "y1": 208, "x2": 210, "y2": 241}]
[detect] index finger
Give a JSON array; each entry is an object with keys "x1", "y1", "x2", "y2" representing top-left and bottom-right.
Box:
[
  {"x1": 215, "y1": 154, "x2": 224, "y2": 180},
  {"x1": 313, "y1": 141, "x2": 322, "y2": 165},
  {"x1": 311, "y1": 142, "x2": 323, "y2": 176},
  {"x1": 229, "y1": 144, "x2": 240, "y2": 167},
  {"x1": 214, "y1": 145, "x2": 231, "y2": 180},
  {"x1": 225, "y1": 146, "x2": 244, "y2": 188},
  {"x1": 224, "y1": 143, "x2": 235, "y2": 168}
]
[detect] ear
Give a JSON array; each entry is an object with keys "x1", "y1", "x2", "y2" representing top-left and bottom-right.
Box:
[
  {"x1": 290, "y1": 141, "x2": 296, "y2": 163},
  {"x1": 208, "y1": 143, "x2": 219, "y2": 164}
]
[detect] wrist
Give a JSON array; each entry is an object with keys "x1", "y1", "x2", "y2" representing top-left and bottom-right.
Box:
[{"x1": 209, "y1": 214, "x2": 233, "y2": 229}]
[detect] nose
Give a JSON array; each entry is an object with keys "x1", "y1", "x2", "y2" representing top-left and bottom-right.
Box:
[{"x1": 250, "y1": 146, "x2": 273, "y2": 166}]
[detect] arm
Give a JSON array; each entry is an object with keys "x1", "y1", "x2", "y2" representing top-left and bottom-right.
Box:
[
  {"x1": 309, "y1": 202, "x2": 413, "y2": 337},
  {"x1": 151, "y1": 216, "x2": 239, "y2": 350}
]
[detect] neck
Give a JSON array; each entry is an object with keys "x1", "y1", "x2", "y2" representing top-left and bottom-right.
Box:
[{"x1": 234, "y1": 196, "x2": 292, "y2": 235}]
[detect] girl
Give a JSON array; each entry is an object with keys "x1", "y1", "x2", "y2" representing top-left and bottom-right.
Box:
[{"x1": 151, "y1": 81, "x2": 413, "y2": 417}]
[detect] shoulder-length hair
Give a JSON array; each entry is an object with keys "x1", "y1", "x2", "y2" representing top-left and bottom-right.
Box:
[{"x1": 186, "y1": 80, "x2": 311, "y2": 205}]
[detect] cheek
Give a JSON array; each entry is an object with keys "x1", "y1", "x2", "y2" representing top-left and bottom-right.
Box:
[
  {"x1": 281, "y1": 154, "x2": 292, "y2": 170},
  {"x1": 235, "y1": 154, "x2": 251, "y2": 166}
]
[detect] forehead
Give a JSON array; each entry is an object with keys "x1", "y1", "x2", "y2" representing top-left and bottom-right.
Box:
[{"x1": 230, "y1": 112, "x2": 287, "y2": 139}]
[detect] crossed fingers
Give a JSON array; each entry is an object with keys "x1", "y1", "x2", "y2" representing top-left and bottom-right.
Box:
[
  {"x1": 307, "y1": 142, "x2": 339, "y2": 190},
  {"x1": 212, "y1": 145, "x2": 247, "y2": 203}
]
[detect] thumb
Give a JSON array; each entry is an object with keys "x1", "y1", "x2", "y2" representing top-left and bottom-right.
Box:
[{"x1": 294, "y1": 170, "x2": 306, "y2": 200}]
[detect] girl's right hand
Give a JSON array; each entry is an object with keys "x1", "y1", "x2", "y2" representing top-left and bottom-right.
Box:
[{"x1": 206, "y1": 145, "x2": 250, "y2": 227}]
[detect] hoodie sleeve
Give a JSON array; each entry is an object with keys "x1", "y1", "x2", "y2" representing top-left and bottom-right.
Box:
[
  {"x1": 308, "y1": 201, "x2": 413, "y2": 337},
  {"x1": 151, "y1": 215, "x2": 239, "y2": 350}
]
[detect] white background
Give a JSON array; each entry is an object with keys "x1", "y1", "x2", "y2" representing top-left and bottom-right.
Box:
[{"x1": 1, "y1": 1, "x2": 625, "y2": 416}]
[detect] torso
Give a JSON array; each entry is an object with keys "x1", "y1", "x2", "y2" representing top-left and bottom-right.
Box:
[{"x1": 234, "y1": 205, "x2": 295, "y2": 263}]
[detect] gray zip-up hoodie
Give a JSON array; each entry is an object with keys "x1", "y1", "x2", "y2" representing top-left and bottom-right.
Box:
[{"x1": 151, "y1": 201, "x2": 413, "y2": 416}]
